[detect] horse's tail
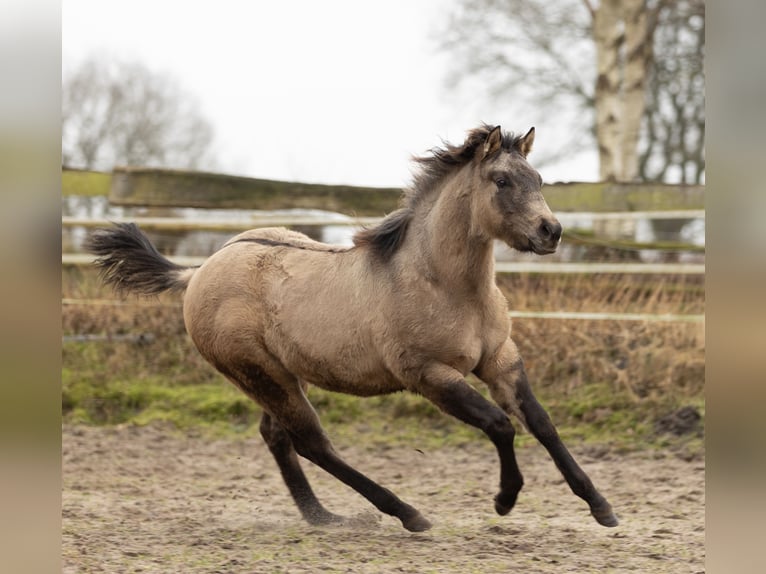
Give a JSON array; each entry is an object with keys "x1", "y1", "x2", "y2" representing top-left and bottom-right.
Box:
[{"x1": 85, "y1": 222, "x2": 197, "y2": 297}]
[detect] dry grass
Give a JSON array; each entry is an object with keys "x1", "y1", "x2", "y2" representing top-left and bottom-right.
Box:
[
  {"x1": 62, "y1": 266, "x2": 704, "y2": 448},
  {"x1": 493, "y1": 273, "x2": 704, "y2": 397},
  {"x1": 495, "y1": 273, "x2": 704, "y2": 315}
]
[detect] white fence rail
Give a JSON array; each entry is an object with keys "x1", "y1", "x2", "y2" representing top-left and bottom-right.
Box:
[
  {"x1": 62, "y1": 214, "x2": 381, "y2": 230},
  {"x1": 62, "y1": 210, "x2": 705, "y2": 275},
  {"x1": 62, "y1": 253, "x2": 704, "y2": 275},
  {"x1": 62, "y1": 210, "x2": 705, "y2": 231},
  {"x1": 61, "y1": 298, "x2": 704, "y2": 324}
]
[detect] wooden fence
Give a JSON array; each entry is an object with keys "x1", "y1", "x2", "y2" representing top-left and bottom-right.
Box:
[
  {"x1": 62, "y1": 168, "x2": 705, "y2": 323},
  {"x1": 64, "y1": 167, "x2": 705, "y2": 214}
]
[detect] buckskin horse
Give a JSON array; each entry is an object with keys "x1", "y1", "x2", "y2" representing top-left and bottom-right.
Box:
[{"x1": 86, "y1": 124, "x2": 618, "y2": 531}]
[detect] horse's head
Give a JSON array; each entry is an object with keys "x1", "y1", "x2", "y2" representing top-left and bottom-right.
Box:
[{"x1": 471, "y1": 125, "x2": 562, "y2": 255}]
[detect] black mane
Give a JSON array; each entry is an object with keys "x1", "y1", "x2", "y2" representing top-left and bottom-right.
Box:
[{"x1": 353, "y1": 124, "x2": 526, "y2": 261}]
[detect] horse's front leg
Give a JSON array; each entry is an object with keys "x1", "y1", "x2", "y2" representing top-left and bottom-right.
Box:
[
  {"x1": 476, "y1": 339, "x2": 619, "y2": 527},
  {"x1": 416, "y1": 363, "x2": 525, "y2": 517}
]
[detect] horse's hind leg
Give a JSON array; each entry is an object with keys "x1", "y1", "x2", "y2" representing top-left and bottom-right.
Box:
[
  {"x1": 259, "y1": 412, "x2": 342, "y2": 525},
  {"x1": 283, "y1": 407, "x2": 432, "y2": 532},
  {"x1": 230, "y1": 361, "x2": 431, "y2": 532}
]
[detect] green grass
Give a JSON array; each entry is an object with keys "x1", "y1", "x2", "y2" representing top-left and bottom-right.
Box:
[
  {"x1": 61, "y1": 340, "x2": 703, "y2": 453},
  {"x1": 61, "y1": 349, "x2": 482, "y2": 445},
  {"x1": 62, "y1": 369, "x2": 259, "y2": 430},
  {"x1": 62, "y1": 169, "x2": 111, "y2": 197}
]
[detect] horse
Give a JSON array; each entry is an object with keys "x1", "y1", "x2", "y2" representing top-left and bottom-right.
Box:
[{"x1": 86, "y1": 124, "x2": 617, "y2": 532}]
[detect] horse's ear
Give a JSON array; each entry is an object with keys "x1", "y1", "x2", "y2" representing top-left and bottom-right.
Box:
[
  {"x1": 520, "y1": 127, "x2": 535, "y2": 157},
  {"x1": 481, "y1": 125, "x2": 503, "y2": 160}
]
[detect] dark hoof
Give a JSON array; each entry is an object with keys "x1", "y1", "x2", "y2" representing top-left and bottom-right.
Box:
[
  {"x1": 402, "y1": 512, "x2": 432, "y2": 532},
  {"x1": 494, "y1": 492, "x2": 518, "y2": 516},
  {"x1": 591, "y1": 503, "x2": 619, "y2": 527}
]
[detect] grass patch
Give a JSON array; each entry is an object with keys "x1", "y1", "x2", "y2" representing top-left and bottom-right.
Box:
[{"x1": 62, "y1": 366, "x2": 260, "y2": 431}]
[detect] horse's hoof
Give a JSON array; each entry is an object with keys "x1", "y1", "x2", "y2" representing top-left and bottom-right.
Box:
[
  {"x1": 494, "y1": 492, "x2": 518, "y2": 516},
  {"x1": 591, "y1": 504, "x2": 619, "y2": 527},
  {"x1": 402, "y1": 512, "x2": 432, "y2": 532}
]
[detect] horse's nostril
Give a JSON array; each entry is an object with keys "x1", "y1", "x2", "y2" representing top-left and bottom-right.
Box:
[
  {"x1": 541, "y1": 220, "x2": 562, "y2": 242},
  {"x1": 553, "y1": 222, "x2": 562, "y2": 242}
]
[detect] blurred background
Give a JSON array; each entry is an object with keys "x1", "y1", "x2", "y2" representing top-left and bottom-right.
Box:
[
  {"x1": 60, "y1": 0, "x2": 707, "y2": 268},
  {"x1": 21, "y1": 1, "x2": 766, "y2": 573},
  {"x1": 58, "y1": 2, "x2": 711, "y2": 568},
  {"x1": 61, "y1": 0, "x2": 705, "y2": 186}
]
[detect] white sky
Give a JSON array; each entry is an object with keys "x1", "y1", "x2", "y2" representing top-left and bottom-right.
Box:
[{"x1": 62, "y1": 0, "x2": 598, "y2": 187}]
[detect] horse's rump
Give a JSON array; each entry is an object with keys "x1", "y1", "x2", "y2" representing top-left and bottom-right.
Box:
[{"x1": 184, "y1": 227, "x2": 402, "y2": 396}]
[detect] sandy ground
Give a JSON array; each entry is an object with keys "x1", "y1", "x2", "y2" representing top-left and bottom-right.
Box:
[{"x1": 62, "y1": 424, "x2": 704, "y2": 573}]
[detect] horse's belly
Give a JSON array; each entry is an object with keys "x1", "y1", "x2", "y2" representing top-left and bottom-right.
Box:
[
  {"x1": 306, "y1": 368, "x2": 405, "y2": 397},
  {"x1": 282, "y1": 344, "x2": 404, "y2": 396},
  {"x1": 265, "y1": 310, "x2": 403, "y2": 396}
]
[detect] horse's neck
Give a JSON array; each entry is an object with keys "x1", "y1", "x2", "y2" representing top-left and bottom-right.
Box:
[{"x1": 409, "y1": 180, "x2": 496, "y2": 293}]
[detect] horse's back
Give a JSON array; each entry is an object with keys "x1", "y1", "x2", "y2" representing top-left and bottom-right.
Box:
[{"x1": 222, "y1": 227, "x2": 341, "y2": 251}]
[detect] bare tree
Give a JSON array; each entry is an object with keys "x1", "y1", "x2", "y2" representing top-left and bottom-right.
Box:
[
  {"x1": 639, "y1": 0, "x2": 705, "y2": 183},
  {"x1": 440, "y1": 0, "x2": 705, "y2": 183},
  {"x1": 62, "y1": 57, "x2": 216, "y2": 171},
  {"x1": 440, "y1": 0, "x2": 595, "y2": 168}
]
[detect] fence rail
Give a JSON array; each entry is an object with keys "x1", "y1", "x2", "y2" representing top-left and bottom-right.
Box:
[
  {"x1": 71, "y1": 167, "x2": 703, "y2": 214},
  {"x1": 62, "y1": 214, "x2": 382, "y2": 230},
  {"x1": 61, "y1": 298, "x2": 704, "y2": 324},
  {"x1": 62, "y1": 210, "x2": 705, "y2": 274},
  {"x1": 62, "y1": 210, "x2": 705, "y2": 231},
  {"x1": 62, "y1": 253, "x2": 704, "y2": 275}
]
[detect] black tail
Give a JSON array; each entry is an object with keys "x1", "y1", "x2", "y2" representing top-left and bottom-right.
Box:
[{"x1": 85, "y1": 222, "x2": 196, "y2": 296}]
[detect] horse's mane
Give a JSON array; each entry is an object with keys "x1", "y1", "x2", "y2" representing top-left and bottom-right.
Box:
[{"x1": 353, "y1": 124, "x2": 528, "y2": 261}]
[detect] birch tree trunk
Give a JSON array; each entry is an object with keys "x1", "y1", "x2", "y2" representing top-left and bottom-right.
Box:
[
  {"x1": 621, "y1": 0, "x2": 653, "y2": 181},
  {"x1": 443, "y1": 0, "x2": 703, "y2": 183},
  {"x1": 593, "y1": 0, "x2": 623, "y2": 181},
  {"x1": 592, "y1": 0, "x2": 654, "y2": 181}
]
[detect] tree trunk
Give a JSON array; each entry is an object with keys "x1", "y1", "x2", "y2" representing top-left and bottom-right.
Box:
[
  {"x1": 620, "y1": 0, "x2": 651, "y2": 181},
  {"x1": 593, "y1": 0, "x2": 623, "y2": 181},
  {"x1": 592, "y1": 0, "x2": 653, "y2": 182}
]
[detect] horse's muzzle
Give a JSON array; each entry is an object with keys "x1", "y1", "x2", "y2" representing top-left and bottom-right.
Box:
[{"x1": 534, "y1": 218, "x2": 562, "y2": 254}]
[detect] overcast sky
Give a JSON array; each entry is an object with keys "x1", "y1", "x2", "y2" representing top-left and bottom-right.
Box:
[{"x1": 62, "y1": 0, "x2": 598, "y2": 187}]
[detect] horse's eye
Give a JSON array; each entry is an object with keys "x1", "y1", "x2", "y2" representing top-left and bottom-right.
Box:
[{"x1": 495, "y1": 178, "x2": 507, "y2": 188}]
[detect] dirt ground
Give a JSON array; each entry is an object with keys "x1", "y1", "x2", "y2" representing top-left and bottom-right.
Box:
[{"x1": 62, "y1": 424, "x2": 704, "y2": 573}]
